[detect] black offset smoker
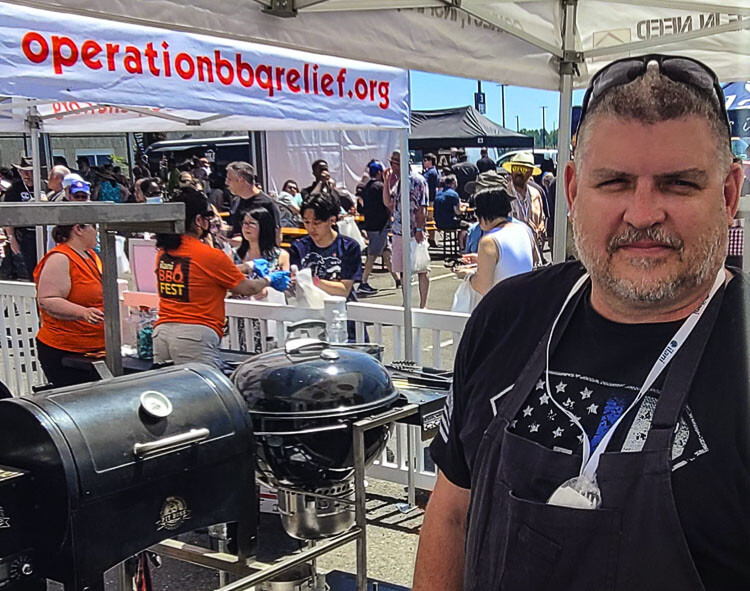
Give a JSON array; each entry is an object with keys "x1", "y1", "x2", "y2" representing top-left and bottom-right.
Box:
[{"x1": 0, "y1": 364, "x2": 257, "y2": 591}]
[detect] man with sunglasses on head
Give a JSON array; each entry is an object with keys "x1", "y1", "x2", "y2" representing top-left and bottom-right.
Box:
[
  {"x1": 153, "y1": 188, "x2": 290, "y2": 369},
  {"x1": 414, "y1": 55, "x2": 748, "y2": 591}
]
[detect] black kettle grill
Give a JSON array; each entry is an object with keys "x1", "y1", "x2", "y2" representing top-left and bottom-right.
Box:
[
  {"x1": 0, "y1": 364, "x2": 256, "y2": 591},
  {"x1": 232, "y1": 339, "x2": 397, "y2": 540}
]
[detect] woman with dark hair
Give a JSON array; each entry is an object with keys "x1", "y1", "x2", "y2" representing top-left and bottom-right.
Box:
[
  {"x1": 454, "y1": 188, "x2": 534, "y2": 299},
  {"x1": 235, "y1": 207, "x2": 290, "y2": 272},
  {"x1": 33, "y1": 222, "x2": 104, "y2": 386},
  {"x1": 153, "y1": 188, "x2": 290, "y2": 368},
  {"x1": 233, "y1": 207, "x2": 291, "y2": 351}
]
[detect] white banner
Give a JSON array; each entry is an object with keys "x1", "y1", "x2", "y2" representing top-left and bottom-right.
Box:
[{"x1": 0, "y1": 2, "x2": 409, "y2": 129}]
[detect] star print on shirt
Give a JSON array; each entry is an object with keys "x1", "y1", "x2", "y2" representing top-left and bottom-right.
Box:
[
  {"x1": 529, "y1": 423, "x2": 540, "y2": 433},
  {"x1": 553, "y1": 427, "x2": 564, "y2": 438},
  {"x1": 580, "y1": 387, "x2": 593, "y2": 399},
  {"x1": 555, "y1": 381, "x2": 567, "y2": 393},
  {"x1": 523, "y1": 405, "x2": 533, "y2": 417},
  {"x1": 539, "y1": 393, "x2": 550, "y2": 405},
  {"x1": 563, "y1": 398, "x2": 575, "y2": 409},
  {"x1": 587, "y1": 403, "x2": 599, "y2": 414},
  {"x1": 536, "y1": 379, "x2": 545, "y2": 390}
]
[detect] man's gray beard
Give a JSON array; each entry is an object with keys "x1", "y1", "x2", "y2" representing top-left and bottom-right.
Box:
[{"x1": 572, "y1": 212, "x2": 727, "y2": 307}]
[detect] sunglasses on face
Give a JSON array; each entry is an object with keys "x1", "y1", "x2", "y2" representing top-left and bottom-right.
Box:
[{"x1": 579, "y1": 54, "x2": 730, "y2": 143}]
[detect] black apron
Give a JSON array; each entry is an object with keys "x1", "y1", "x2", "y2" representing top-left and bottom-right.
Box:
[{"x1": 464, "y1": 276, "x2": 725, "y2": 591}]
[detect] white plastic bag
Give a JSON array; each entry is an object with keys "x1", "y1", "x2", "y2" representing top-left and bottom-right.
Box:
[
  {"x1": 411, "y1": 239, "x2": 431, "y2": 274},
  {"x1": 294, "y1": 268, "x2": 328, "y2": 309},
  {"x1": 451, "y1": 276, "x2": 480, "y2": 314},
  {"x1": 337, "y1": 215, "x2": 366, "y2": 251},
  {"x1": 115, "y1": 235, "x2": 131, "y2": 277}
]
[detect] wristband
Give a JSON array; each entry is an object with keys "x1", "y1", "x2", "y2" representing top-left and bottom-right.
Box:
[{"x1": 416, "y1": 228, "x2": 425, "y2": 232}]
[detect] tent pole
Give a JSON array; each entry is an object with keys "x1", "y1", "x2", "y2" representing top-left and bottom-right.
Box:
[
  {"x1": 126, "y1": 133, "x2": 134, "y2": 182},
  {"x1": 27, "y1": 108, "x2": 45, "y2": 262},
  {"x1": 553, "y1": 0, "x2": 578, "y2": 263},
  {"x1": 399, "y1": 129, "x2": 413, "y2": 360}
]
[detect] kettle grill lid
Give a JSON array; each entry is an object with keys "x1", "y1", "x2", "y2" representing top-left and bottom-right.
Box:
[{"x1": 232, "y1": 339, "x2": 398, "y2": 416}]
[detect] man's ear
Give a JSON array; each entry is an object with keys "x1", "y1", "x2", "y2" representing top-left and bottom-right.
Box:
[
  {"x1": 564, "y1": 161, "x2": 578, "y2": 215},
  {"x1": 723, "y1": 161, "x2": 744, "y2": 224}
]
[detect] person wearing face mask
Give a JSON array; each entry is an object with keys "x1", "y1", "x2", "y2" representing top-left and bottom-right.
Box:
[{"x1": 152, "y1": 188, "x2": 290, "y2": 368}]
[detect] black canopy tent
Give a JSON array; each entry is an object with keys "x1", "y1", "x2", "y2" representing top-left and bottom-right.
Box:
[{"x1": 409, "y1": 106, "x2": 534, "y2": 151}]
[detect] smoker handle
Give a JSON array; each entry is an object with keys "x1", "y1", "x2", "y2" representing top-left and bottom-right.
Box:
[{"x1": 133, "y1": 428, "x2": 210, "y2": 458}]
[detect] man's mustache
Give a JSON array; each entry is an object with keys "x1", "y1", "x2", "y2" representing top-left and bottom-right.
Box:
[{"x1": 607, "y1": 227, "x2": 683, "y2": 255}]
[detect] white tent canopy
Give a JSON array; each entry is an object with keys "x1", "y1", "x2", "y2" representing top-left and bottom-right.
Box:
[{"x1": 5, "y1": 0, "x2": 749, "y2": 262}]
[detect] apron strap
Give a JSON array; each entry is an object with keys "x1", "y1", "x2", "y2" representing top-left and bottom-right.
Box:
[{"x1": 644, "y1": 285, "x2": 725, "y2": 450}]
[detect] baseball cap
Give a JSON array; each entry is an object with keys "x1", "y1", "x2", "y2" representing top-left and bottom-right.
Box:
[
  {"x1": 69, "y1": 180, "x2": 91, "y2": 194},
  {"x1": 368, "y1": 160, "x2": 384, "y2": 177},
  {"x1": 62, "y1": 173, "x2": 85, "y2": 188}
]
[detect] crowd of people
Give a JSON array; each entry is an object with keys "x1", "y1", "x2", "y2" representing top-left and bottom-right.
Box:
[{"x1": 0, "y1": 145, "x2": 560, "y2": 385}]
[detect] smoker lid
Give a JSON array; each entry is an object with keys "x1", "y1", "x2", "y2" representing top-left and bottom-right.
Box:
[{"x1": 233, "y1": 339, "x2": 398, "y2": 416}]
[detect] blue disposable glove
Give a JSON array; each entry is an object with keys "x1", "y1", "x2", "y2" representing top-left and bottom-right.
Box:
[
  {"x1": 250, "y1": 258, "x2": 270, "y2": 279},
  {"x1": 268, "y1": 270, "x2": 291, "y2": 292}
]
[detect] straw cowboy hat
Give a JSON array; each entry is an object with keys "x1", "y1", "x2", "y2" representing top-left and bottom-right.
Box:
[
  {"x1": 501, "y1": 151, "x2": 542, "y2": 176},
  {"x1": 12, "y1": 155, "x2": 34, "y2": 171},
  {"x1": 465, "y1": 170, "x2": 515, "y2": 198}
]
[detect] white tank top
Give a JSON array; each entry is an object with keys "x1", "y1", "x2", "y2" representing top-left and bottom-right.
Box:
[{"x1": 487, "y1": 220, "x2": 534, "y2": 283}]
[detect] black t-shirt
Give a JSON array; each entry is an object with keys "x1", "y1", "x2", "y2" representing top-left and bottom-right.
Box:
[
  {"x1": 431, "y1": 262, "x2": 750, "y2": 590},
  {"x1": 289, "y1": 234, "x2": 362, "y2": 302},
  {"x1": 2, "y1": 180, "x2": 35, "y2": 232},
  {"x1": 229, "y1": 192, "x2": 281, "y2": 236},
  {"x1": 450, "y1": 161, "x2": 479, "y2": 201},
  {"x1": 360, "y1": 179, "x2": 390, "y2": 231}
]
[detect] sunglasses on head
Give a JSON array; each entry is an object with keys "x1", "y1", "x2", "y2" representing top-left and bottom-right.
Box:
[{"x1": 579, "y1": 54, "x2": 731, "y2": 143}]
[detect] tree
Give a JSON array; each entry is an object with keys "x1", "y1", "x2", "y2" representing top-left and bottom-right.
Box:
[{"x1": 519, "y1": 128, "x2": 559, "y2": 149}]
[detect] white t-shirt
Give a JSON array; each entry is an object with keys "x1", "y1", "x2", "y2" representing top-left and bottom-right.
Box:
[{"x1": 487, "y1": 220, "x2": 534, "y2": 283}]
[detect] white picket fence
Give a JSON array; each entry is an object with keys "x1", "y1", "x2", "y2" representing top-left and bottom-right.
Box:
[{"x1": 1, "y1": 281, "x2": 470, "y2": 491}]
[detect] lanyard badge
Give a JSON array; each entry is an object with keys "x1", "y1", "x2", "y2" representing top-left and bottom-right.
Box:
[{"x1": 546, "y1": 269, "x2": 725, "y2": 510}]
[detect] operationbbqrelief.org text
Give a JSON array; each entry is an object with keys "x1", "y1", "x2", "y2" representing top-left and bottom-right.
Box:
[{"x1": 21, "y1": 31, "x2": 392, "y2": 110}]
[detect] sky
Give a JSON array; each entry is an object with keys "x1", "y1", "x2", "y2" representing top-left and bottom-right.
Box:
[{"x1": 410, "y1": 70, "x2": 586, "y2": 132}]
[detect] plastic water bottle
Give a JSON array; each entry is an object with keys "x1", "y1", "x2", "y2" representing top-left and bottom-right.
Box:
[{"x1": 329, "y1": 310, "x2": 347, "y2": 344}]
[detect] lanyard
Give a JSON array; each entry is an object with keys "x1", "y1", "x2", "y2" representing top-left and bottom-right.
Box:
[{"x1": 545, "y1": 268, "x2": 725, "y2": 481}]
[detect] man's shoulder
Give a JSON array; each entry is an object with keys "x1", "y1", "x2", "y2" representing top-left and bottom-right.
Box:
[{"x1": 338, "y1": 234, "x2": 361, "y2": 254}]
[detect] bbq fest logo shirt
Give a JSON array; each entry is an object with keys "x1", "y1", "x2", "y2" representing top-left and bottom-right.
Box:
[{"x1": 157, "y1": 253, "x2": 190, "y2": 302}]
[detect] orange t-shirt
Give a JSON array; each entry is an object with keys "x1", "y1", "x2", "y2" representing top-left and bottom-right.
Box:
[
  {"x1": 154, "y1": 236, "x2": 245, "y2": 337},
  {"x1": 33, "y1": 243, "x2": 105, "y2": 353}
]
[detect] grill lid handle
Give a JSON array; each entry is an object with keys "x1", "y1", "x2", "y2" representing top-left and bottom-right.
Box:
[
  {"x1": 284, "y1": 338, "x2": 329, "y2": 356},
  {"x1": 133, "y1": 428, "x2": 210, "y2": 459}
]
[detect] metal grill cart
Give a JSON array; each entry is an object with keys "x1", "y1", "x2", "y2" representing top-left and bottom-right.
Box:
[{"x1": 150, "y1": 402, "x2": 426, "y2": 591}]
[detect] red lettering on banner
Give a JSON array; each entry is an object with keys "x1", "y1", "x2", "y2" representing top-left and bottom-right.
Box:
[
  {"x1": 274, "y1": 66, "x2": 284, "y2": 91},
  {"x1": 196, "y1": 56, "x2": 213, "y2": 82},
  {"x1": 378, "y1": 81, "x2": 390, "y2": 109},
  {"x1": 51, "y1": 35, "x2": 78, "y2": 74},
  {"x1": 105, "y1": 43, "x2": 120, "y2": 71},
  {"x1": 21, "y1": 32, "x2": 49, "y2": 64},
  {"x1": 312, "y1": 64, "x2": 319, "y2": 94},
  {"x1": 124, "y1": 46, "x2": 143, "y2": 74},
  {"x1": 337, "y1": 69, "x2": 347, "y2": 97},
  {"x1": 236, "y1": 53, "x2": 254, "y2": 88},
  {"x1": 354, "y1": 77, "x2": 368, "y2": 100},
  {"x1": 369, "y1": 79, "x2": 378, "y2": 101},
  {"x1": 215, "y1": 50, "x2": 234, "y2": 85},
  {"x1": 287, "y1": 68, "x2": 301, "y2": 93},
  {"x1": 303, "y1": 64, "x2": 310, "y2": 93},
  {"x1": 175, "y1": 53, "x2": 195, "y2": 80},
  {"x1": 161, "y1": 42, "x2": 171, "y2": 77},
  {"x1": 81, "y1": 40, "x2": 103, "y2": 70},
  {"x1": 320, "y1": 73, "x2": 334, "y2": 97},
  {"x1": 256, "y1": 65, "x2": 273, "y2": 96},
  {"x1": 144, "y1": 42, "x2": 160, "y2": 76}
]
